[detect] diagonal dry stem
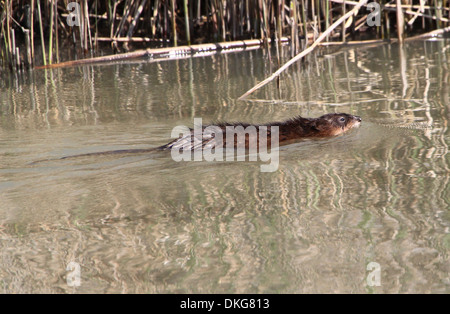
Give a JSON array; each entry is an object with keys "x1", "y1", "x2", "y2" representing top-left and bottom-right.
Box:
[{"x1": 238, "y1": 0, "x2": 369, "y2": 100}]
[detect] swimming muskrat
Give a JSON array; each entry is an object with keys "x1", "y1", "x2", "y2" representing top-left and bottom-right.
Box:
[
  {"x1": 161, "y1": 113, "x2": 362, "y2": 151},
  {"x1": 33, "y1": 113, "x2": 361, "y2": 163}
]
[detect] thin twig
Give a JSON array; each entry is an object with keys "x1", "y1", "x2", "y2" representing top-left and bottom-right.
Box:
[{"x1": 404, "y1": 25, "x2": 450, "y2": 41}]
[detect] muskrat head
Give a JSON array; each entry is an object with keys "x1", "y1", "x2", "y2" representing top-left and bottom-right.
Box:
[{"x1": 314, "y1": 113, "x2": 362, "y2": 136}]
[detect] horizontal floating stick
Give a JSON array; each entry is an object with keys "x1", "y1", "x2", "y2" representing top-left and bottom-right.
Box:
[{"x1": 35, "y1": 37, "x2": 289, "y2": 70}]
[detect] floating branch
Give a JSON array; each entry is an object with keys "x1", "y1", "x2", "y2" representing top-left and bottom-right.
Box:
[{"x1": 35, "y1": 37, "x2": 290, "y2": 70}]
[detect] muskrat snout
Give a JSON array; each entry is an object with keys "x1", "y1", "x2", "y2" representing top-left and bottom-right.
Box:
[
  {"x1": 353, "y1": 115, "x2": 362, "y2": 127},
  {"x1": 349, "y1": 115, "x2": 362, "y2": 127}
]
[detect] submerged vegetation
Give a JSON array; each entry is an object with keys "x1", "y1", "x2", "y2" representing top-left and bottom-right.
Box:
[{"x1": 1, "y1": 0, "x2": 450, "y2": 71}]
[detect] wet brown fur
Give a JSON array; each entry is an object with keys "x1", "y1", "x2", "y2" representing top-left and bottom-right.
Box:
[{"x1": 161, "y1": 113, "x2": 362, "y2": 151}]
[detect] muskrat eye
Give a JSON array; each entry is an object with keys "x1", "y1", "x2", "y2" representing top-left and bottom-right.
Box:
[{"x1": 339, "y1": 117, "x2": 346, "y2": 123}]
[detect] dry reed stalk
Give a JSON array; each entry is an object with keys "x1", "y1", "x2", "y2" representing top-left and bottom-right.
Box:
[
  {"x1": 171, "y1": 0, "x2": 177, "y2": 46},
  {"x1": 219, "y1": 0, "x2": 226, "y2": 41},
  {"x1": 435, "y1": 0, "x2": 442, "y2": 29},
  {"x1": 301, "y1": 0, "x2": 308, "y2": 44},
  {"x1": 11, "y1": 28, "x2": 16, "y2": 69},
  {"x1": 114, "y1": 0, "x2": 131, "y2": 38},
  {"x1": 30, "y1": 0, "x2": 35, "y2": 63},
  {"x1": 262, "y1": 0, "x2": 270, "y2": 41},
  {"x1": 231, "y1": 0, "x2": 237, "y2": 40},
  {"x1": 110, "y1": 0, "x2": 118, "y2": 39},
  {"x1": 341, "y1": 0, "x2": 346, "y2": 42},
  {"x1": 396, "y1": 0, "x2": 405, "y2": 43},
  {"x1": 239, "y1": 1, "x2": 244, "y2": 37},
  {"x1": 128, "y1": 0, "x2": 149, "y2": 38},
  {"x1": 94, "y1": 0, "x2": 98, "y2": 49},
  {"x1": 384, "y1": 9, "x2": 390, "y2": 39},
  {"x1": 151, "y1": 0, "x2": 160, "y2": 37},
  {"x1": 79, "y1": 0, "x2": 85, "y2": 51},
  {"x1": 84, "y1": 0, "x2": 93, "y2": 51},
  {"x1": 291, "y1": 0, "x2": 299, "y2": 55},
  {"x1": 276, "y1": 1, "x2": 283, "y2": 42},
  {"x1": 196, "y1": 0, "x2": 201, "y2": 24},
  {"x1": 25, "y1": 29, "x2": 32, "y2": 67},
  {"x1": 310, "y1": 0, "x2": 317, "y2": 39},
  {"x1": 325, "y1": 0, "x2": 330, "y2": 41},
  {"x1": 15, "y1": 46, "x2": 20, "y2": 69}
]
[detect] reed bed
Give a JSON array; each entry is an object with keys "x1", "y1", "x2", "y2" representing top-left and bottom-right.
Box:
[{"x1": 1, "y1": 0, "x2": 449, "y2": 71}]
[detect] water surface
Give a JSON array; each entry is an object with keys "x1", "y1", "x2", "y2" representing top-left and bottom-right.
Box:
[{"x1": 0, "y1": 40, "x2": 449, "y2": 293}]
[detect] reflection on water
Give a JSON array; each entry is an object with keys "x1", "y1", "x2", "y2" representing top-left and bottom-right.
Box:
[{"x1": 0, "y1": 40, "x2": 449, "y2": 293}]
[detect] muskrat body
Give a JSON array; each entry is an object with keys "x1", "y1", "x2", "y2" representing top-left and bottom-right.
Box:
[
  {"x1": 33, "y1": 113, "x2": 361, "y2": 163},
  {"x1": 161, "y1": 113, "x2": 362, "y2": 151}
]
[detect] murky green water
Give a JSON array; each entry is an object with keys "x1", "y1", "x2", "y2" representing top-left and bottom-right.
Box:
[{"x1": 0, "y1": 40, "x2": 449, "y2": 293}]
